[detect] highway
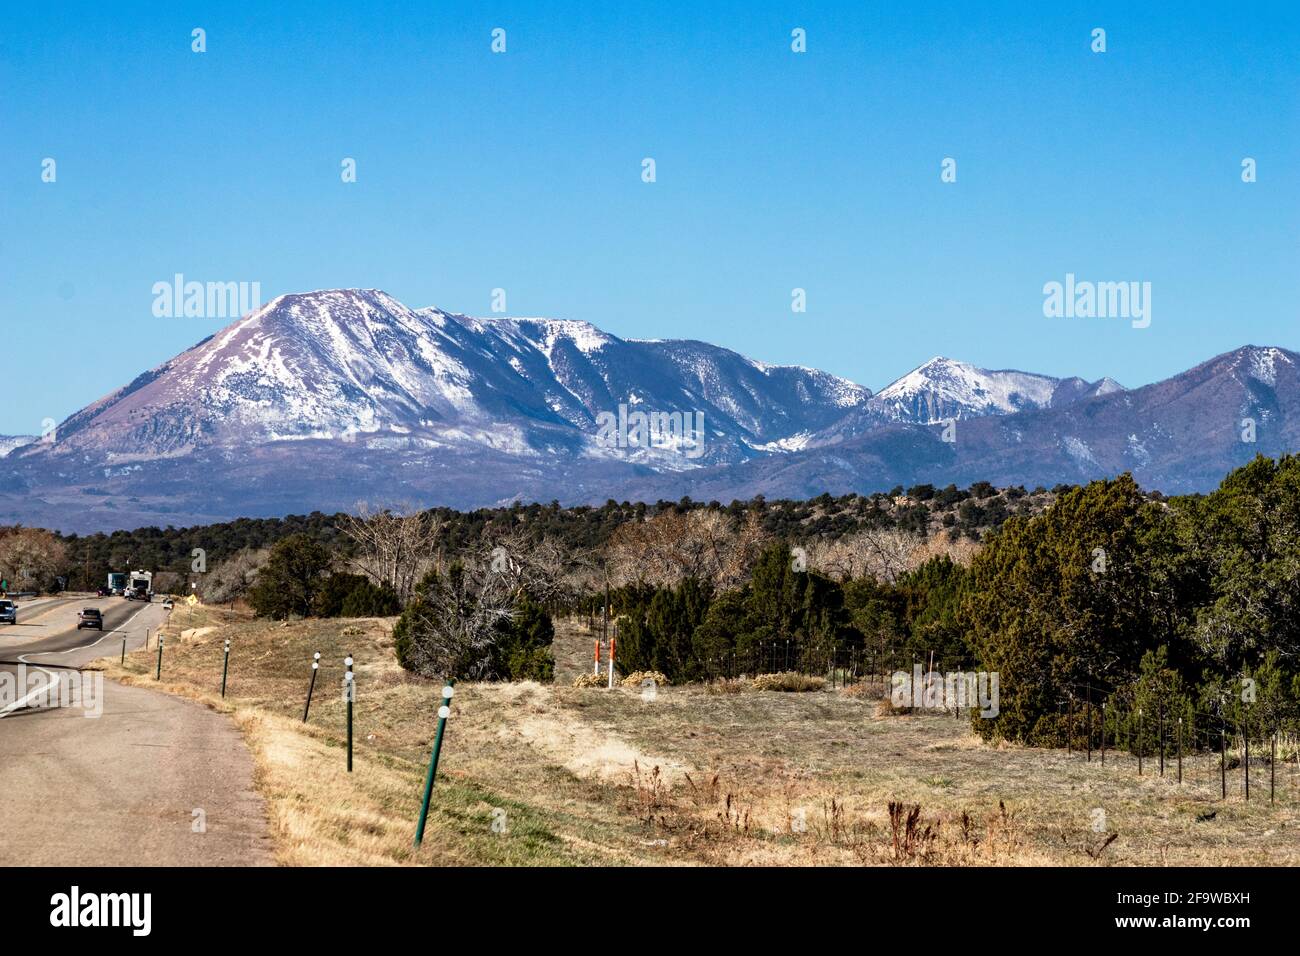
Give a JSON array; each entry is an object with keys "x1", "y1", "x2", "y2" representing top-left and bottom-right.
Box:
[{"x1": 0, "y1": 596, "x2": 273, "y2": 865}]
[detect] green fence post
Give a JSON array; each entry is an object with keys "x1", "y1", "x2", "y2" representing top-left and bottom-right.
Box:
[
  {"x1": 220, "y1": 639, "x2": 231, "y2": 697},
  {"x1": 303, "y1": 652, "x2": 320, "y2": 722},
  {"x1": 414, "y1": 680, "x2": 456, "y2": 847},
  {"x1": 345, "y1": 654, "x2": 354, "y2": 773},
  {"x1": 156, "y1": 635, "x2": 164, "y2": 680}
]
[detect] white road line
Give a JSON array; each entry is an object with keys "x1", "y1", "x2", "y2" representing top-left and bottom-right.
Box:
[
  {"x1": 0, "y1": 668, "x2": 60, "y2": 717},
  {"x1": 2, "y1": 604, "x2": 162, "y2": 717},
  {"x1": 20, "y1": 603, "x2": 158, "y2": 660}
]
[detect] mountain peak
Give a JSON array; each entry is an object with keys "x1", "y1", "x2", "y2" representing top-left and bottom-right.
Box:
[
  {"x1": 1093, "y1": 376, "x2": 1125, "y2": 395},
  {"x1": 1173, "y1": 345, "x2": 1300, "y2": 390},
  {"x1": 254, "y1": 287, "x2": 413, "y2": 322},
  {"x1": 908, "y1": 356, "x2": 964, "y2": 374},
  {"x1": 1232, "y1": 345, "x2": 1296, "y2": 387},
  {"x1": 870, "y1": 357, "x2": 1070, "y2": 425}
]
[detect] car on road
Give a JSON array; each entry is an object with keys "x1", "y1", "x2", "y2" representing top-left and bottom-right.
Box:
[
  {"x1": 77, "y1": 608, "x2": 103, "y2": 630},
  {"x1": 162, "y1": 598, "x2": 174, "y2": 610},
  {"x1": 0, "y1": 600, "x2": 15, "y2": 625}
]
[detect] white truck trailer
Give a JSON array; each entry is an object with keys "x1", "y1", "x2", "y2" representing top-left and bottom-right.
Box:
[{"x1": 126, "y1": 570, "x2": 153, "y2": 602}]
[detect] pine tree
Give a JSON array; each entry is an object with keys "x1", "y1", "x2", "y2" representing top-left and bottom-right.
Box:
[{"x1": 962, "y1": 475, "x2": 1186, "y2": 744}]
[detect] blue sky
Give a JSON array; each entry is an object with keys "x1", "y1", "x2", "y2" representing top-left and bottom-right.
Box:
[{"x1": 2, "y1": 1, "x2": 1297, "y2": 435}]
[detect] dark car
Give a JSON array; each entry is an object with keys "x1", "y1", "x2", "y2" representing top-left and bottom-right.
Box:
[
  {"x1": 0, "y1": 600, "x2": 15, "y2": 625},
  {"x1": 77, "y1": 608, "x2": 103, "y2": 630}
]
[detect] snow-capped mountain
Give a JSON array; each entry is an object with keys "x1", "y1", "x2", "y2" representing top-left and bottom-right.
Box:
[
  {"x1": 41, "y1": 289, "x2": 870, "y2": 469},
  {"x1": 802, "y1": 357, "x2": 1123, "y2": 448},
  {"x1": 412, "y1": 307, "x2": 870, "y2": 464},
  {"x1": 2, "y1": 288, "x2": 1295, "y2": 533},
  {"x1": 620, "y1": 346, "x2": 1300, "y2": 505},
  {"x1": 4, "y1": 289, "x2": 879, "y2": 528},
  {"x1": 868, "y1": 357, "x2": 1123, "y2": 424}
]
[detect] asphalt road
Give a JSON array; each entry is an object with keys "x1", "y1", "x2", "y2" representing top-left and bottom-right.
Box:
[{"x1": 0, "y1": 596, "x2": 273, "y2": 865}]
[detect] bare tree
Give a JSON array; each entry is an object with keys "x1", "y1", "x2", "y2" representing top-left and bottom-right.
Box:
[
  {"x1": 604, "y1": 509, "x2": 769, "y2": 590},
  {"x1": 804, "y1": 527, "x2": 922, "y2": 583},
  {"x1": 337, "y1": 503, "x2": 443, "y2": 604},
  {"x1": 721, "y1": 511, "x2": 770, "y2": 589},
  {"x1": 204, "y1": 548, "x2": 269, "y2": 604},
  {"x1": 906, "y1": 529, "x2": 982, "y2": 570},
  {"x1": 402, "y1": 553, "x2": 518, "y2": 679},
  {"x1": 478, "y1": 526, "x2": 580, "y2": 607},
  {"x1": 399, "y1": 532, "x2": 570, "y2": 679},
  {"x1": 0, "y1": 527, "x2": 67, "y2": 592}
]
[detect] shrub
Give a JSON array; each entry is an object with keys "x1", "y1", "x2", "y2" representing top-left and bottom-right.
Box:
[
  {"x1": 313, "y1": 572, "x2": 401, "y2": 618},
  {"x1": 842, "y1": 680, "x2": 881, "y2": 700},
  {"x1": 620, "y1": 670, "x2": 670, "y2": 688},
  {"x1": 313, "y1": 572, "x2": 368, "y2": 617},
  {"x1": 494, "y1": 596, "x2": 555, "y2": 682},
  {"x1": 753, "y1": 671, "x2": 826, "y2": 692},
  {"x1": 249, "y1": 534, "x2": 331, "y2": 619},
  {"x1": 340, "y1": 579, "x2": 400, "y2": 617},
  {"x1": 705, "y1": 677, "x2": 746, "y2": 695},
  {"x1": 875, "y1": 697, "x2": 914, "y2": 716}
]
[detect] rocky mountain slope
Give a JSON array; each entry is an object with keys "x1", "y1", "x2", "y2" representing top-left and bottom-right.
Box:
[{"x1": 2, "y1": 289, "x2": 1294, "y2": 531}]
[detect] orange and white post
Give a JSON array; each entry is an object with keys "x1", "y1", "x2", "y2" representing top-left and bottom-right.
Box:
[
  {"x1": 593, "y1": 639, "x2": 600, "y2": 676},
  {"x1": 607, "y1": 636, "x2": 616, "y2": 689}
]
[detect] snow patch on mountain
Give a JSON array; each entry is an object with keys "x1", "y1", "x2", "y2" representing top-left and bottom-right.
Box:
[
  {"x1": 1126, "y1": 433, "x2": 1151, "y2": 465},
  {"x1": 872, "y1": 357, "x2": 1060, "y2": 423},
  {"x1": 1062, "y1": 436, "x2": 1100, "y2": 468},
  {"x1": 1093, "y1": 377, "x2": 1125, "y2": 396},
  {"x1": 749, "y1": 431, "x2": 815, "y2": 453},
  {"x1": 1241, "y1": 346, "x2": 1294, "y2": 386},
  {"x1": 0, "y1": 436, "x2": 35, "y2": 458}
]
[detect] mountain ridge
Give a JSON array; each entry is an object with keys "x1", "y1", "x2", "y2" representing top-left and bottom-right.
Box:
[{"x1": 3, "y1": 289, "x2": 1296, "y2": 532}]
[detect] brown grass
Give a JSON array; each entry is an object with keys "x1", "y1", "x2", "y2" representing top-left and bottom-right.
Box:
[
  {"x1": 753, "y1": 671, "x2": 826, "y2": 692},
  {"x1": 96, "y1": 607, "x2": 1300, "y2": 866}
]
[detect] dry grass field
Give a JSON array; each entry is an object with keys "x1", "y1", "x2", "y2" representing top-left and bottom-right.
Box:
[{"x1": 98, "y1": 606, "x2": 1300, "y2": 866}]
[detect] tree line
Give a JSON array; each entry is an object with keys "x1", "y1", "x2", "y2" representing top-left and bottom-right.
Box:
[
  {"x1": 13, "y1": 456, "x2": 1296, "y2": 752},
  {"x1": 966, "y1": 456, "x2": 1300, "y2": 746},
  {"x1": 16, "y1": 481, "x2": 1050, "y2": 594}
]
